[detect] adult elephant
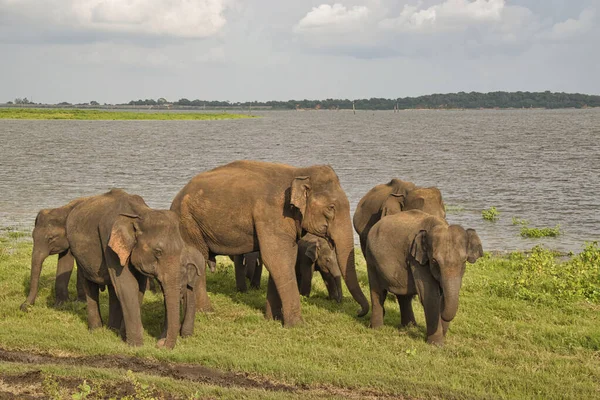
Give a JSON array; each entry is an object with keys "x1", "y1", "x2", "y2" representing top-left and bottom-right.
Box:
[
  {"x1": 21, "y1": 197, "x2": 89, "y2": 312},
  {"x1": 67, "y1": 189, "x2": 203, "y2": 349},
  {"x1": 365, "y1": 210, "x2": 482, "y2": 345},
  {"x1": 171, "y1": 160, "x2": 369, "y2": 326},
  {"x1": 296, "y1": 233, "x2": 342, "y2": 302},
  {"x1": 353, "y1": 179, "x2": 445, "y2": 253}
]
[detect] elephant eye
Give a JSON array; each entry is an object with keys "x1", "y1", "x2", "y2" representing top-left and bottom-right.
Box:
[{"x1": 154, "y1": 248, "x2": 163, "y2": 258}]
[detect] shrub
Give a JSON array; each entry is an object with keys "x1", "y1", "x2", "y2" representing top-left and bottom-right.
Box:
[
  {"x1": 520, "y1": 225, "x2": 560, "y2": 238},
  {"x1": 491, "y1": 242, "x2": 600, "y2": 303},
  {"x1": 482, "y1": 206, "x2": 500, "y2": 221}
]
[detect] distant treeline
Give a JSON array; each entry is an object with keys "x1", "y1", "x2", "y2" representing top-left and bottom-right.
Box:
[{"x1": 126, "y1": 91, "x2": 600, "y2": 110}]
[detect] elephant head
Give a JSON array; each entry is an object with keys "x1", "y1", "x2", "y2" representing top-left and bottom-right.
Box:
[
  {"x1": 410, "y1": 225, "x2": 483, "y2": 323},
  {"x1": 108, "y1": 210, "x2": 187, "y2": 349},
  {"x1": 290, "y1": 166, "x2": 369, "y2": 316},
  {"x1": 405, "y1": 187, "x2": 446, "y2": 219},
  {"x1": 297, "y1": 233, "x2": 342, "y2": 302},
  {"x1": 381, "y1": 187, "x2": 446, "y2": 219}
]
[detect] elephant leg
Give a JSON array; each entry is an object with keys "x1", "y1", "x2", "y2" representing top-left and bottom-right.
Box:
[
  {"x1": 181, "y1": 286, "x2": 196, "y2": 337},
  {"x1": 368, "y1": 264, "x2": 386, "y2": 329},
  {"x1": 194, "y1": 262, "x2": 213, "y2": 313},
  {"x1": 107, "y1": 285, "x2": 123, "y2": 333},
  {"x1": 234, "y1": 255, "x2": 248, "y2": 292},
  {"x1": 298, "y1": 264, "x2": 314, "y2": 297},
  {"x1": 258, "y1": 230, "x2": 302, "y2": 328},
  {"x1": 75, "y1": 264, "x2": 86, "y2": 302},
  {"x1": 412, "y1": 265, "x2": 444, "y2": 345},
  {"x1": 82, "y1": 278, "x2": 103, "y2": 330},
  {"x1": 397, "y1": 294, "x2": 417, "y2": 327},
  {"x1": 108, "y1": 266, "x2": 144, "y2": 347},
  {"x1": 265, "y1": 275, "x2": 282, "y2": 321},
  {"x1": 250, "y1": 260, "x2": 263, "y2": 289},
  {"x1": 54, "y1": 250, "x2": 75, "y2": 305}
]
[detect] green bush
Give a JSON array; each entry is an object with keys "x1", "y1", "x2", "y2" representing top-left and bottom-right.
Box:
[
  {"x1": 491, "y1": 242, "x2": 600, "y2": 303},
  {"x1": 520, "y1": 224, "x2": 560, "y2": 238},
  {"x1": 482, "y1": 206, "x2": 500, "y2": 221}
]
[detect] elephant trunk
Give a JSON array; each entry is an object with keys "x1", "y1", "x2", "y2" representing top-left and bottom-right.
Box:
[
  {"x1": 180, "y1": 285, "x2": 196, "y2": 337},
  {"x1": 332, "y1": 220, "x2": 369, "y2": 317},
  {"x1": 441, "y1": 275, "x2": 462, "y2": 322},
  {"x1": 333, "y1": 275, "x2": 343, "y2": 303},
  {"x1": 158, "y1": 265, "x2": 181, "y2": 349},
  {"x1": 21, "y1": 247, "x2": 48, "y2": 311}
]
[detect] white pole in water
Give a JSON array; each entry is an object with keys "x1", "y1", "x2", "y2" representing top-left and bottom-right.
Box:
[{"x1": 353, "y1": 101, "x2": 356, "y2": 115}]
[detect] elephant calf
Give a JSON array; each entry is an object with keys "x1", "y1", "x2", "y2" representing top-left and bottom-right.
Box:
[
  {"x1": 21, "y1": 197, "x2": 89, "y2": 311},
  {"x1": 231, "y1": 252, "x2": 263, "y2": 292},
  {"x1": 296, "y1": 233, "x2": 342, "y2": 302},
  {"x1": 365, "y1": 210, "x2": 483, "y2": 345}
]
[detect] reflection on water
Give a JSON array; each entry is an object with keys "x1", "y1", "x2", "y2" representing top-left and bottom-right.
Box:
[{"x1": 1, "y1": 109, "x2": 598, "y2": 253}]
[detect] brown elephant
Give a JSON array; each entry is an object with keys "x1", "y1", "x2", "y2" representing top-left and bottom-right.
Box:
[
  {"x1": 231, "y1": 252, "x2": 263, "y2": 292},
  {"x1": 365, "y1": 210, "x2": 482, "y2": 345},
  {"x1": 21, "y1": 197, "x2": 89, "y2": 312},
  {"x1": 171, "y1": 160, "x2": 369, "y2": 326},
  {"x1": 296, "y1": 233, "x2": 342, "y2": 302},
  {"x1": 353, "y1": 179, "x2": 446, "y2": 253},
  {"x1": 66, "y1": 189, "x2": 203, "y2": 349}
]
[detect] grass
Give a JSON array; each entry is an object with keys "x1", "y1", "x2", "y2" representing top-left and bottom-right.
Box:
[
  {"x1": 1, "y1": 236, "x2": 599, "y2": 399},
  {"x1": 520, "y1": 224, "x2": 561, "y2": 238},
  {"x1": 0, "y1": 108, "x2": 254, "y2": 121},
  {"x1": 481, "y1": 206, "x2": 500, "y2": 221}
]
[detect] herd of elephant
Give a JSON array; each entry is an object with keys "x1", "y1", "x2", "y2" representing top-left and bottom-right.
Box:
[{"x1": 20, "y1": 160, "x2": 483, "y2": 348}]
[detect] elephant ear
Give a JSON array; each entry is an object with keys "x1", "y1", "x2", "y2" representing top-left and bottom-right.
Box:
[
  {"x1": 181, "y1": 246, "x2": 204, "y2": 289},
  {"x1": 466, "y1": 229, "x2": 483, "y2": 263},
  {"x1": 290, "y1": 176, "x2": 311, "y2": 216},
  {"x1": 407, "y1": 195, "x2": 425, "y2": 211},
  {"x1": 410, "y1": 230, "x2": 428, "y2": 265},
  {"x1": 304, "y1": 241, "x2": 319, "y2": 263},
  {"x1": 382, "y1": 193, "x2": 405, "y2": 217},
  {"x1": 108, "y1": 214, "x2": 139, "y2": 267}
]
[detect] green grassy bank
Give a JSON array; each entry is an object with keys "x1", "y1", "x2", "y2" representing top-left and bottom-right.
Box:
[
  {"x1": 0, "y1": 236, "x2": 598, "y2": 399},
  {"x1": 0, "y1": 108, "x2": 254, "y2": 121}
]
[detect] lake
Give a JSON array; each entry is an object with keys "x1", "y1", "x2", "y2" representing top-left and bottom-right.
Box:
[{"x1": 1, "y1": 108, "x2": 598, "y2": 253}]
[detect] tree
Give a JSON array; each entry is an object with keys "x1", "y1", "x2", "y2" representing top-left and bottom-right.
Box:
[
  {"x1": 157, "y1": 98, "x2": 168, "y2": 105},
  {"x1": 90, "y1": 101, "x2": 99, "y2": 106}
]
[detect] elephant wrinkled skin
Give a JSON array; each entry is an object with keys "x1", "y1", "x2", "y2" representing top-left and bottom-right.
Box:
[
  {"x1": 365, "y1": 210, "x2": 482, "y2": 345},
  {"x1": 21, "y1": 197, "x2": 89, "y2": 311},
  {"x1": 171, "y1": 160, "x2": 369, "y2": 325},
  {"x1": 296, "y1": 233, "x2": 342, "y2": 302},
  {"x1": 353, "y1": 179, "x2": 445, "y2": 253},
  {"x1": 67, "y1": 189, "x2": 202, "y2": 349}
]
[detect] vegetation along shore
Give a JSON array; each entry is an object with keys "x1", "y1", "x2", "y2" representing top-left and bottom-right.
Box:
[
  {"x1": 0, "y1": 232, "x2": 598, "y2": 399},
  {"x1": 0, "y1": 108, "x2": 254, "y2": 121}
]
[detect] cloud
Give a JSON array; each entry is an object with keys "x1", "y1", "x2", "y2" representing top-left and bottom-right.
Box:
[
  {"x1": 538, "y1": 8, "x2": 596, "y2": 40},
  {"x1": 294, "y1": 3, "x2": 370, "y2": 33},
  {"x1": 0, "y1": 0, "x2": 231, "y2": 40},
  {"x1": 380, "y1": 0, "x2": 505, "y2": 33}
]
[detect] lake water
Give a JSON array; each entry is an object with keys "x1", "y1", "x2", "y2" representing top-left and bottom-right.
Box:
[{"x1": 1, "y1": 109, "x2": 598, "y2": 253}]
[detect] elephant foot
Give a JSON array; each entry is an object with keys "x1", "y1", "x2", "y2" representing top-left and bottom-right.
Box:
[
  {"x1": 156, "y1": 338, "x2": 176, "y2": 349},
  {"x1": 369, "y1": 321, "x2": 384, "y2": 329},
  {"x1": 250, "y1": 283, "x2": 261, "y2": 290},
  {"x1": 126, "y1": 339, "x2": 144, "y2": 347},
  {"x1": 426, "y1": 334, "x2": 445, "y2": 347},
  {"x1": 236, "y1": 286, "x2": 248, "y2": 293},
  {"x1": 180, "y1": 327, "x2": 193, "y2": 338},
  {"x1": 20, "y1": 302, "x2": 32, "y2": 312},
  {"x1": 195, "y1": 304, "x2": 214, "y2": 313},
  {"x1": 283, "y1": 315, "x2": 304, "y2": 328},
  {"x1": 77, "y1": 295, "x2": 86, "y2": 303},
  {"x1": 400, "y1": 319, "x2": 417, "y2": 328}
]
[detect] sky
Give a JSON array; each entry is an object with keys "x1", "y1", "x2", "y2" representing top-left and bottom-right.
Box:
[{"x1": 0, "y1": 0, "x2": 598, "y2": 104}]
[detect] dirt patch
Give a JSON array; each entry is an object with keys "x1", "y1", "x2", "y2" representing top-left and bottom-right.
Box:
[{"x1": 0, "y1": 348, "x2": 410, "y2": 399}]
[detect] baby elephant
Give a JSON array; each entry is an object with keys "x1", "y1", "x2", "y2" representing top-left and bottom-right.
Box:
[
  {"x1": 232, "y1": 252, "x2": 263, "y2": 292},
  {"x1": 366, "y1": 210, "x2": 483, "y2": 345},
  {"x1": 21, "y1": 197, "x2": 89, "y2": 311},
  {"x1": 296, "y1": 233, "x2": 342, "y2": 302}
]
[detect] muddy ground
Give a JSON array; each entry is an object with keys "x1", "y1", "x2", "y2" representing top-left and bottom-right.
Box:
[{"x1": 0, "y1": 348, "x2": 409, "y2": 399}]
